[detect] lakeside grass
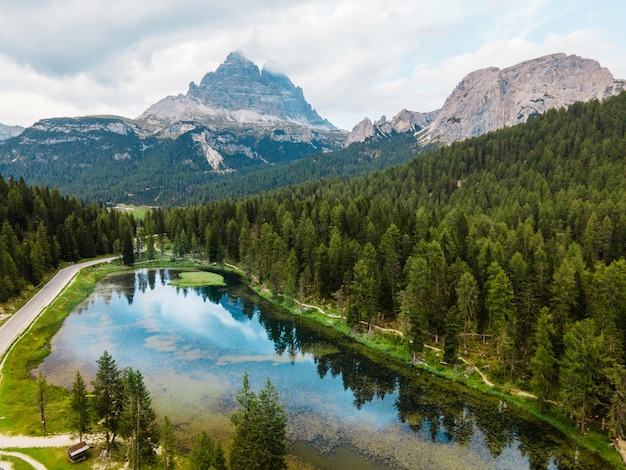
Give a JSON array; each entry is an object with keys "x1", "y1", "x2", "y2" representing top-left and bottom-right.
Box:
[
  {"x1": 6, "y1": 447, "x2": 92, "y2": 469},
  {"x1": 0, "y1": 262, "x2": 122, "y2": 435}
]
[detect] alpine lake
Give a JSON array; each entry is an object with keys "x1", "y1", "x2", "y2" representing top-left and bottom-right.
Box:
[{"x1": 37, "y1": 269, "x2": 606, "y2": 469}]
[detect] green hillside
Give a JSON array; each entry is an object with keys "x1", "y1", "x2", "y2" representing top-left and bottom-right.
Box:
[{"x1": 156, "y1": 91, "x2": 626, "y2": 438}]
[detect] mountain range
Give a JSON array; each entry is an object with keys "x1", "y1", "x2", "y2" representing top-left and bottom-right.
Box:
[{"x1": 0, "y1": 52, "x2": 623, "y2": 204}]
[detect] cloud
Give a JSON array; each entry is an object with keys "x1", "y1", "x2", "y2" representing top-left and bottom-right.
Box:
[{"x1": 0, "y1": 0, "x2": 624, "y2": 129}]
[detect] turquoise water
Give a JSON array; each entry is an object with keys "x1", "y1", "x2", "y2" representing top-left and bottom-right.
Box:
[{"x1": 38, "y1": 269, "x2": 606, "y2": 469}]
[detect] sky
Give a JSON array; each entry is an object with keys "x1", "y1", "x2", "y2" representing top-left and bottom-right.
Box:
[{"x1": 0, "y1": 0, "x2": 624, "y2": 131}]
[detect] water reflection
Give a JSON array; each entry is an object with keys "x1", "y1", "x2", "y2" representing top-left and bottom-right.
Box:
[{"x1": 37, "y1": 269, "x2": 605, "y2": 469}]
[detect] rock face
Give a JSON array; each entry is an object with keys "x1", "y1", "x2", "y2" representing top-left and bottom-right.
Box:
[
  {"x1": 345, "y1": 109, "x2": 438, "y2": 146},
  {"x1": 0, "y1": 123, "x2": 25, "y2": 140},
  {"x1": 139, "y1": 51, "x2": 335, "y2": 130},
  {"x1": 420, "y1": 53, "x2": 626, "y2": 144}
]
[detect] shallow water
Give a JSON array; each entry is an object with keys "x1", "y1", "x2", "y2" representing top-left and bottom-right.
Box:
[{"x1": 38, "y1": 269, "x2": 605, "y2": 469}]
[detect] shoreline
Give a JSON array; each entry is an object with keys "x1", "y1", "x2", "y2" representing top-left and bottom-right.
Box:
[{"x1": 0, "y1": 260, "x2": 624, "y2": 468}]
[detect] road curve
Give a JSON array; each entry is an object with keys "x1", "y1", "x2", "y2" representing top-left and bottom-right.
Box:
[{"x1": 0, "y1": 257, "x2": 116, "y2": 361}]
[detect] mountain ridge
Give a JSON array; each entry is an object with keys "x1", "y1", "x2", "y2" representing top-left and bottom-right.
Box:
[
  {"x1": 1, "y1": 51, "x2": 624, "y2": 205},
  {"x1": 346, "y1": 53, "x2": 624, "y2": 146}
]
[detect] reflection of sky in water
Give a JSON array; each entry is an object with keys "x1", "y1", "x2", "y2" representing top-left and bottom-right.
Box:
[
  {"x1": 42, "y1": 269, "x2": 385, "y2": 424},
  {"x1": 37, "y1": 269, "x2": 593, "y2": 470}
]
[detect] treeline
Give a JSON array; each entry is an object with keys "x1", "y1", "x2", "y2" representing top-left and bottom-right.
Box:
[
  {"x1": 155, "y1": 92, "x2": 626, "y2": 437},
  {"x1": 0, "y1": 176, "x2": 135, "y2": 302},
  {"x1": 65, "y1": 351, "x2": 286, "y2": 469}
]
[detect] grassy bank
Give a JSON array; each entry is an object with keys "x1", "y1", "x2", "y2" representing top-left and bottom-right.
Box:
[{"x1": 0, "y1": 261, "x2": 123, "y2": 435}]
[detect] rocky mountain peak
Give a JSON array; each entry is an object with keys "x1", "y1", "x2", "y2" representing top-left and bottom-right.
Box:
[
  {"x1": 139, "y1": 51, "x2": 335, "y2": 131},
  {"x1": 192, "y1": 50, "x2": 262, "y2": 93},
  {"x1": 345, "y1": 109, "x2": 438, "y2": 146},
  {"x1": 420, "y1": 53, "x2": 625, "y2": 144}
]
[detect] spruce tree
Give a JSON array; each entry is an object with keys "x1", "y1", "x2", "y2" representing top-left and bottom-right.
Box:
[
  {"x1": 70, "y1": 371, "x2": 91, "y2": 442},
  {"x1": 120, "y1": 368, "x2": 159, "y2": 469},
  {"x1": 230, "y1": 374, "x2": 287, "y2": 470},
  {"x1": 93, "y1": 351, "x2": 123, "y2": 454}
]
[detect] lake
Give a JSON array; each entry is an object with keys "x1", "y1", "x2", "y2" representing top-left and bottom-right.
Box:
[{"x1": 37, "y1": 269, "x2": 604, "y2": 469}]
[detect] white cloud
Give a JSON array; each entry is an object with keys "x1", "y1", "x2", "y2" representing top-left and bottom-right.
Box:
[{"x1": 0, "y1": 0, "x2": 624, "y2": 130}]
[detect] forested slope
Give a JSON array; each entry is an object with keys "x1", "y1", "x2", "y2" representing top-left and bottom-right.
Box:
[
  {"x1": 155, "y1": 92, "x2": 626, "y2": 437},
  {"x1": 0, "y1": 176, "x2": 135, "y2": 303}
]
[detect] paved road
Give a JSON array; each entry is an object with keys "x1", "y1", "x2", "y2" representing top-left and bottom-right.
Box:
[{"x1": 0, "y1": 257, "x2": 116, "y2": 361}]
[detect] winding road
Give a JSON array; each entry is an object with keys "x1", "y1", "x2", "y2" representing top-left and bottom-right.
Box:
[{"x1": 0, "y1": 257, "x2": 116, "y2": 361}]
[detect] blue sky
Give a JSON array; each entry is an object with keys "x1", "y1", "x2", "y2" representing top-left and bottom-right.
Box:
[{"x1": 0, "y1": 0, "x2": 624, "y2": 130}]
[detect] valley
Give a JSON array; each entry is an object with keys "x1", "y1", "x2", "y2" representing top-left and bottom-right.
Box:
[{"x1": 1, "y1": 49, "x2": 626, "y2": 469}]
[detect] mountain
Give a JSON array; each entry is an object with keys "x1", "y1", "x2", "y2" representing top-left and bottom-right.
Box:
[
  {"x1": 139, "y1": 51, "x2": 335, "y2": 131},
  {"x1": 0, "y1": 123, "x2": 25, "y2": 140},
  {"x1": 0, "y1": 52, "x2": 347, "y2": 204},
  {"x1": 345, "y1": 109, "x2": 438, "y2": 146},
  {"x1": 345, "y1": 53, "x2": 625, "y2": 148},
  {"x1": 419, "y1": 53, "x2": 625, "y2": 144},
  {"x1": 1, "y1": 52, "x2": 623, "y2": 205}
]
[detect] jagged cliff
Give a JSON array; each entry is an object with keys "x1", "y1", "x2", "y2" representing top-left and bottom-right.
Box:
[
  {"x1": 419, "y1": 53, "x2": 625, "y2": 144},
  {"x1": 345, "y1": 109, "x2": 438, "y2": 146},
  {"x1": 138, "y1": 51, "x2": 335, "y2": 131}
]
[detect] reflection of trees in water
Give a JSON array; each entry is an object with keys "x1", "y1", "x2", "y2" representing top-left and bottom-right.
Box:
[
  {"x1": 231, "y1": 285, "x2": 601, "y2": 469},
  {"x1": 124, "y1": 269, "x2": 596, "y2": 469}
]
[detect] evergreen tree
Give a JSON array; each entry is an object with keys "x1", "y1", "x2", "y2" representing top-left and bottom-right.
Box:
[
  {"x1": 485, "y1": 262, "x2": 516, "y2": 377},
  {"x1": 230, "y1": 374, "x2": 287, "y2": 470},
  {"x1": 70, "y1": 371, "x2": 91, "y2": 442},
  {"x1": 160, "y1": 416, "x2": 175, "y2": 470},
  {"x1": 443, "y1": 306, "x2": 460, "y2": 364},
  {"x1": 122, "y1": 229, "x2": 135, "y2": 266},
  {"x1": 560, "y1": 318, "x2": 607, "y2": 434},
  {"x1": 93, "y1": 351, "x2": 123, "y2": 454},
  {"x1": 456, "y1": 271, "x2": 479, "y2": 352},
  {"x1": 347, "y1": 243, "x2": 379, "y2": 329},
  {"x1": 529, "y1": 308, "x2": 558, "y2": 408},
  {"x1": 607, "y1": 365, "x2": 626, "y2": 441},
  {"x1": 189, "y1": 431, "x2": 226, "y2": 470},
  {"x1": 120, "y1": 367, "x2": 159, "y2": 469}
]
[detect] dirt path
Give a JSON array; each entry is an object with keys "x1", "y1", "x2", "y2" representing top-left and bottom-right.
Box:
[
  {"x1": 0, "y1": 432, "x2": 77, "y2": 448},
  {"x1": 0, "y1": 450, "x2": 47, "y2": 470},
  {"x1": 457, "y1": 355, "x2": 496, "y2": 387}
]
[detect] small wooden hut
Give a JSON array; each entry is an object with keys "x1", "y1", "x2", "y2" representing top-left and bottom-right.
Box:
[{"x1": 67, "y1": 441, "x2": 89, "y2": 463}]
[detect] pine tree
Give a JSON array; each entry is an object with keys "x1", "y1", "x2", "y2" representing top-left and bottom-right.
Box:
[
  {"x1": 70, "y1": 371, "x2": 91, "y2": 442},
  {"x1": 607, "y1": 365, "x2": 626, "y2": 441},
  {"x1": 456, "y1": 271, "x2": 478, "y2": 352},
  {"x1": 122, "y1": 229, "x2": 135, "y2": 266},
  {"x1": 189, "y1": 431, "x2": 226, "y2": 470},
  {"x1": 443, "y1": 306, "x2": 460, "y2": 364},
  {"x1": 120, "y1": 368, "x2": 159, "y2": 469},
  {"x1": 230, "y1": 374, "x2": 287, "y2": 470},
  {"x1": 529, "y1": 308, "x2": 558, "y2": 408},
  {"x1": 93, "y1": 351, "x2": 123, "y2": 454},
  {"x1": 160, "y1": 416, "x2": 175, "y2": 470},
  {"x1": 560, "y1": 318, "x2": 607, "y2": 434}
]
